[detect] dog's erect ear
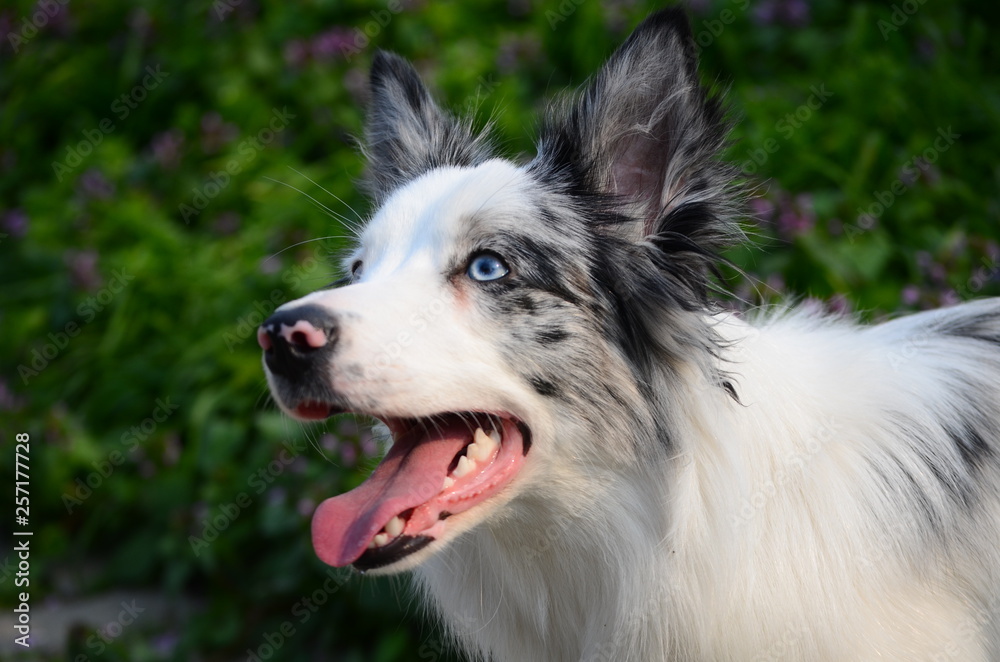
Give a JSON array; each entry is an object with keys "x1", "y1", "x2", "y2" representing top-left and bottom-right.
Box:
[
  {"x1": 533, "y1": 9, "x2": 742, "y2": 252},
  {"x1": 362, "y1": 51, "x2": 493, "y2": 202}
]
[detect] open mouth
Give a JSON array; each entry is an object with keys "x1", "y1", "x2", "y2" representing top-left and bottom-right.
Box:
[{"x1": 306, "y1": 410, "x2": 531, "y2": 571}]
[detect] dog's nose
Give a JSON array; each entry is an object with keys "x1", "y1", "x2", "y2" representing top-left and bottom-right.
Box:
[{"x1": 258, "y1": 305, "x2": 338, "y2": 378}]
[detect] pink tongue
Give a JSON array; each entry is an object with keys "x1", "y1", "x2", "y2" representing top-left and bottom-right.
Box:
[{"x1": 312, "y1": 420, "x2": 472, "y2": 567}]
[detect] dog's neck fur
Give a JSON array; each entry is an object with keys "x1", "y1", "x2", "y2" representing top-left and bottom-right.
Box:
[
  {"x1": 413, "y1": 309, "x2": 1000, "y2": 662},
  {"x1": 412, "y1": 321, "x2": 726, "y2": 662}
]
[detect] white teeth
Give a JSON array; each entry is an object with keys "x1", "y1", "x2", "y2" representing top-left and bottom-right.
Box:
[
  {"x1": 467, "y1": 427, "x2": 497, "y2": 462},
  {"x1": 373, "y1": 532, "x2": 390, "y2": 547},
  {"x1": 488, "y1": 426, "x2": 501, "y2": 444},
  {"x1": 385, "y1": 516, "x2": 404, "y2": 538},
  {"x1": 442, "y1": 476, "x2": 455, "y2": 490},
  {"x1": 453, "y1": 454, "x2": 475, "y2": 478}
]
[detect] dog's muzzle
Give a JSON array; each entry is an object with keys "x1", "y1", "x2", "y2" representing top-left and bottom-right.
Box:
[
  {"x1": 257, "y1": 304, "x2": 337, "y2": 377},
  {"x1": 257, "y1": 304, "x2": 347, "y2": 419}
]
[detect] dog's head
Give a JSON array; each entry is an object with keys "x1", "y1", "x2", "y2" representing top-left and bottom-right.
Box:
[{"x1": 258, "y1": 8, "x2": 742, "y2": 573}]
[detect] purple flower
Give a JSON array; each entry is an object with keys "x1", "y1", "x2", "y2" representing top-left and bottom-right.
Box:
[
  {"x1": 2, "y1": 209, "x2": 28, "y2": 237},
  {"x1": 64, "y1": 249, "x2": 102, "y2": 291},
  {"x1": 940, "y1": 289, "x2": 960, "y2": 307},
  {"x1": 753, "y1": 0, "x2": 811, "y2": 27},
  {"x1": 77, "y1": 168, "x2": 115, "y2": 200},
  {"x1": 297, "y1": 497, "x2": 315, "y2": 517},
  {"x1": 360, "y1": 431, "x2": 378, "y2": 456},
  {"x1": 782, "y1": 0, "x2": 810, "y2": 27},
  {"x1": 752, "y1": 0, "x2": 780, "y2": 26},
  {"x1": 337, "y1": 418, "x2": 360, "y2": 439},
  {"x1": 163, "y1": 434, "x2": 181, "y2": 466},
  {"x1": 0, "y1": 378, "x2": 25, "y2": 411},
  {"x1": 826, "y1": 294, "x2": 851, "y2": 315},
  {"x1": 901, "y1": 285, "x2": 921, "y2": 306},
  {"x1": 339, "y1": 443, "x2": 357, "y2": 468},
  {"x1": 200, "y1": 112, "x2": 238, "y2": 154},
  {"x1": 284, "y1": 39, "x2": 311, "y2": 68},
  {"x1": 151, "y1": 632, "x2": 180, "y2": 656},
  {"x1": 212, "y1": 211, "x2": 241, "y2": 235},
  {"x1": 151, "y1": 129, "x2": 184, "y2": 170},
  {"x1": 311, "y1": 28, "x2": 355, "y2": 62},
  {"x1": 749, "y1": 197, "x2": 776, "y2": 223},
  {"x1": 776, "y1": 210, "x2": 813, "y2": 238},
  {"x1": 321, "y1": 432, "x2": 339, "y2": 453}
]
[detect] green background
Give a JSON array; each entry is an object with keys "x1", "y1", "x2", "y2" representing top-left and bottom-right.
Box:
[{"x1": 1, "y1": 0, "x2": 998, "y2": 660}]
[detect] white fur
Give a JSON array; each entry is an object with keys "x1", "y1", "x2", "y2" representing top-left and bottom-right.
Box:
[
  {"x1": 264, "y1": 13, "x2": 1000, "y2": 657},
  {"x1": 278, "y1": 163, "x2": 1000, "y2": 660}
]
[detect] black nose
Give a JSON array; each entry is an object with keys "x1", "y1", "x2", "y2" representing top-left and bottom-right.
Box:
[{"x1": 258, "y1": 305, "x2": 338, "y2": 378}]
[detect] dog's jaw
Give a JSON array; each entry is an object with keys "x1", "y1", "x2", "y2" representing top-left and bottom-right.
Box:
[{"x1": 309, "y1": 413, "x2": 532, "y2": 573}]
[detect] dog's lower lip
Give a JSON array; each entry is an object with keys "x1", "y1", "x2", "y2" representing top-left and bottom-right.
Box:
[
  {"x1": 294, "y1": 401, "x2": 341, "y2": 419},
  {"x1": 352, "y1": 534, "x2": 434, "y2": 572}
]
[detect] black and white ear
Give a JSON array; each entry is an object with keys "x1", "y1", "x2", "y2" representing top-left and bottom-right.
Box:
[
  {"x1": 362, "y1": 51, "x2": 494, "y2": 202},
  {"x1": 533, "y1": 9, "x2": 742, "y2": 253}
]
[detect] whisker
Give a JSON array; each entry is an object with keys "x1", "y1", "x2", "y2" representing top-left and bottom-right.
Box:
[
  {"x1": 264, "y1": 175, "x2": 361, "y2": 231},
  {"x1": 287, "y1": 166, "x2": 368, "y2": 227}
]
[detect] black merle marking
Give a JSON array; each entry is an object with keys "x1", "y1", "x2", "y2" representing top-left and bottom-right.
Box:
[
  {"x1": 528, "y1": 376, "x2": 560, "y2": 398},
  {"x1": 536, "y1": 327, "x2": 569, "y2": 345},
  {"x1": 362, "y1": 51, "x2": 495, "y2": 204},
  {"x1": 948, "y1": 422, "x2": 993, "y2": 473}
]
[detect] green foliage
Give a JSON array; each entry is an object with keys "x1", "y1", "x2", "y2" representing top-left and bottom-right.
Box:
[{"x1": 0, "y1": 0, "x2": 997, "y2": 659}]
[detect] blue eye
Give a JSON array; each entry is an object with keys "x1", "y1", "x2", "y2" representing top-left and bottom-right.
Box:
[{"x1": 467, "y1": 252, "x2": 509, "y2": 282}]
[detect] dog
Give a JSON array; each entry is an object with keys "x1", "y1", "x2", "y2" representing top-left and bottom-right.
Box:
[{"x1": 257, "y1": 8, "x2": 1000, "y2": 661}]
